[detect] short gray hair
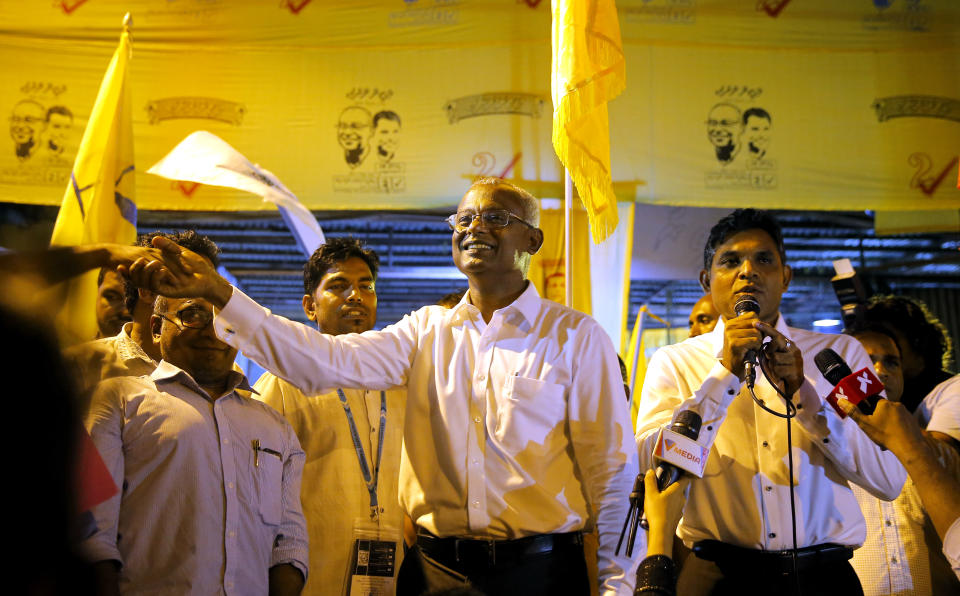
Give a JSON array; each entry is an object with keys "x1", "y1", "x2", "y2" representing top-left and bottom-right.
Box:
[{"x1": 469, "y1": 177, "x2": 539, "y2": 227}]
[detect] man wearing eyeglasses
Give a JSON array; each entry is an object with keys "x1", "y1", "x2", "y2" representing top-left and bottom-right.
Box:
[
  {"x1": 82, "y1": 248, "x2": 309, "y2": 595},
  {"x1": 64, "y1": 231, "x2": 217, "y2": 400},
  {"x1": 122, "y1": 176, "x2": 639, "y2": 595}
]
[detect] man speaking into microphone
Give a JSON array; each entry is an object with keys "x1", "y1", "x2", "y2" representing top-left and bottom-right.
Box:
[{"x1": 635, "y1": 209, "x2": 906, "y2": 595}]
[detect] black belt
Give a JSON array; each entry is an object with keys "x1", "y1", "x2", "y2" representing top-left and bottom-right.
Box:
[
  {"x1": 416, "y1": 531, "x2": 583, "y2": 568},
  {"x1": 693, "y1": 540, "x2": 854, "y2": 575}
]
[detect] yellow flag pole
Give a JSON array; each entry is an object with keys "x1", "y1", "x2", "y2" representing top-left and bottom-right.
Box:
[
  {"x1": 628, "y1": 305, "x2": 646, "y2": 396},
  {"x1": 564, "y1": 169, "x2": 572, "y2": 308}
]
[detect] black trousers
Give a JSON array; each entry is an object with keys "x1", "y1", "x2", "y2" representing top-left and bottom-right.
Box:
[
  {"x1": 396, "y1": 534, "x2": 591, "y2": 596},
  {"x1": 681, "y1": 541, "x2": 864, "y2": 596}
]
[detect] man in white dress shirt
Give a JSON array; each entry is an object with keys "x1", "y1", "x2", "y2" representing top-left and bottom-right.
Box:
[
  {"x1": 122, "y1": 177, "x2": 639, "y2": 595},
  {"x1": 635, "y1": 209, "x2": 906, "y2": 595},
  {"x1": 82, "y1": 291, "x2": 308, "y2": 595},
  {"x1": 254, "y1": 238, "x2": 406, "y2": 595}
]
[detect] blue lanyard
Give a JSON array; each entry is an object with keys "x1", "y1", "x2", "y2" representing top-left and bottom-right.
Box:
[{"x1": 336, "y1": 389, "x2": 387, "y2": 520}]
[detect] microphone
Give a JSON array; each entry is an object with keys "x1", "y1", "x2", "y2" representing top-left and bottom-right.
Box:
[
  {"x1": 655, "y1": 410, "x2": 705, "y2": 491},
  {"x1": 814, "y1": 348, "x2": 885, "y2": 417},
  {"x1": 616, "y1": 411, "x2": 708, "y2": 559},
  {"x1": 734, "y1": 294, "x2": 761, "y2": 387}
]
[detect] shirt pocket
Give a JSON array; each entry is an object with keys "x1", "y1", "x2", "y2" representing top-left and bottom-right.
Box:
[
  {"x1": 254, "y1": 446, "x2": 284, "y2": 526},
  {"x1": 495, "y1": 375, "x2": 566, "y2": 452}
]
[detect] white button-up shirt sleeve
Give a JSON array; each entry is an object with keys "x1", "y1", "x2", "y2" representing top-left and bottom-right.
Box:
[
  {"x1": 944, "y1": 517, "x2": 960, "y2": 580},
  {"x1": 635, "y1": 346, "x2": 741, "y2": 473},
  {"x1": 80, "y1": 378, "x2": 126, "y2": 565},
  {"x1": 917, "y1": 376, "x2": 960, "y2": 443},
  {"x1": 567, "y1": 322, "x2": 641, "y2": 594},
  {"x1": 789, "y1": 333, "x2": 906, "y2": 501},
  {"x1": 273, "y1": 421, "x2": 309, "y2": 577},
  {"x1": 215, "y1": 287, "x2": 416, "y2": 394}
]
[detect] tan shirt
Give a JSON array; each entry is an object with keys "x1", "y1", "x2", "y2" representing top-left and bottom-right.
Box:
[{"x1": 254, "y1": 373, "x2": 405, "y2": 596}]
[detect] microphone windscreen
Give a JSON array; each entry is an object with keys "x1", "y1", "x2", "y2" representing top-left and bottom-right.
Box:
[
  {"x1": 672, "y1": 410, "x2": 702, "y2": 440},
  {"x1": 734, "y1": 294, "x2": 760, "y2": 317},
  {"x1": 814, "y1": 348, "x2": 853, "y2": 386}
]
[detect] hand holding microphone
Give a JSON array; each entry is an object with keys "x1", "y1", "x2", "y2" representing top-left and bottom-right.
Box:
[
  {"x1": 723, "y1": 294, "x2": 803, "y2": 395},
  {"x1": 721, "y1": 295, "x2": 764, "y2": 383},
  {"x1": 815, "y1": 348, "x2": 885, "y2": 418}
]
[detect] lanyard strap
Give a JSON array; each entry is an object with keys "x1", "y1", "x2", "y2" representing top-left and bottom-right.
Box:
[{"x1": 336, "y1": 389, "x2": 387, "y2": 518}]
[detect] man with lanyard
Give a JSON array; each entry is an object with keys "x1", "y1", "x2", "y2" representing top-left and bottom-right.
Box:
[
  {"x1": 254, "y1": 238, "x2": 406, "y2": 595},
  {"x1": 121, "y1": 177, "x2": 639, "y2": 595},
  {"x1": 635, "y1": 209, "x2": 905, "y2": 595}
]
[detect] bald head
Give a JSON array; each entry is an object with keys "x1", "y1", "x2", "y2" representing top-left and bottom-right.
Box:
[{"x1": 688, "y1": 294, "x2": 719, "y2": 338}]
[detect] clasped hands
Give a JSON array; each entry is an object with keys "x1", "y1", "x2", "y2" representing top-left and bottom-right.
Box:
[{"x1": 117, "y1": 237, "x2": 233, "y2": 309}]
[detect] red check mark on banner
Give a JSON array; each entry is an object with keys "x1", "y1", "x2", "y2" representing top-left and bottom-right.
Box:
[
  {"x1": 173, "y1": 181, "x2": 201, "y2": 197},
  {"x1": 59, "y1": 0, "x2": 90, "y2": 14},
  {"x1": 284, "y1": 0, "x2": 312, "y2": 15},
  {"x1": 917, "y1": 157, "x2": 959, "y2": 196},
  {"x1": 498, "y1": 152, "x2": 522, "y2": 178},
  {"x1": 757, "y1": 0, "x2": 792, "y2": 18}
]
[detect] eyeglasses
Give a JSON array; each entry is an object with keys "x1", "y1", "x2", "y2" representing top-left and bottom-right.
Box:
[
  {"x1": 158, "y1": 307, "x2": 213, "y2": 330},
  {"x1": 446, "y1": 210, "x2": 534, "y2": 233}
]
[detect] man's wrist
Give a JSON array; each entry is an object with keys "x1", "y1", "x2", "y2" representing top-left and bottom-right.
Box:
[{"x1": 209, "y1": 277, "x2": 234, "y2": 310}]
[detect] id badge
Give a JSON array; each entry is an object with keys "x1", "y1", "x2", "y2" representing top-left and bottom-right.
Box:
[{"x1": 345, "y1": 518, "x2": 401, "y2": 596}]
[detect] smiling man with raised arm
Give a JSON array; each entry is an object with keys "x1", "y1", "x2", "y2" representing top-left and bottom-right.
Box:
[
  {"x1": 634, "y1": 209, "x2": 906, "y2": 596},
  {"x1": 124, "y1": 177, "x2": 640, "y2": 596}
]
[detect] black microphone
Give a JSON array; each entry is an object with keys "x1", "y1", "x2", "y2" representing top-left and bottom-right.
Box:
[
  {"x1": 814, "y1": 348, "x2": 851, "y2": 385},
  {"x1": 814, "y1": 348, "x2": 883, "y2": 415},
  {"x1": 655, "y1": 410, "x2": 703, "y2": 491},
  {"x1": 734, "y1": 294, "x2": 761, "y2": 387}
]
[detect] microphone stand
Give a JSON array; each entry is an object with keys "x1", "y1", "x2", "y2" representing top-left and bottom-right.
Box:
[{"x1": 616, "y1": 472, "x2": 647, "y2": 558}]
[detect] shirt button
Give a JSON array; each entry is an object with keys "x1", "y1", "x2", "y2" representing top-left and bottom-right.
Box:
[
  {"x1": 727, "y1": 388, "x2": 735, "y2": 395},
  {"x1": 229, "y1": 530, "x2": 236, "y2": 538},
  {"x1": 706, "y1": 425, "x2": 713, "y2": 431},
  {"x1": 891, "y1": 557, "x2": 898, "y2": 563},
  {"x1": 768, "y1": 532, "x2": 776, "y2": 539},
  {"x1": 886, "y1": 520, "x2": 893, "y2": 526},
  {"x1": 472, "y1": 500, "x2": 480, "y2": 508},
  {"x1": 762, "y1": 441, "x2": 769, "y2": 447},
  {"x1": 474, "y1": 416, "x2": 481, "y2": 423},
  {"x1": 472, "y1": 459, "x2": 479, "y2": 465},
  {"x1": 222, "y1": 438, "x2": 230, "y2": 445},
  {"x1": 822, "y1": 438, "x2": 830, "y2": 444},
  {"x1": 765, "y1": 486, "x2": 772, "y2": 492},
  {"x1": 226, "y1": 581, "x2": 234, "y2": 589},
  {"x1": 478, "y1": 375, "x2": 486, "y2": 382},
  {"x1": 228, "y1": 482, "x2": 235, "y2": 489}
]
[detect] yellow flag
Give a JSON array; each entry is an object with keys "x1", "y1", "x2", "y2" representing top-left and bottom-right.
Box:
[
  {"x1": 529, "y1": 208, "x2": 592, "y2": 314},
  {"x1": 624, "y1": 307, "x2": 646, "y2": 430},
  {"x1": 551, "y1": 0, "x2": 625, "y2": 244},
  {"x1": 49, "y1": 23, "x2": 136, "y2": 345}
]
